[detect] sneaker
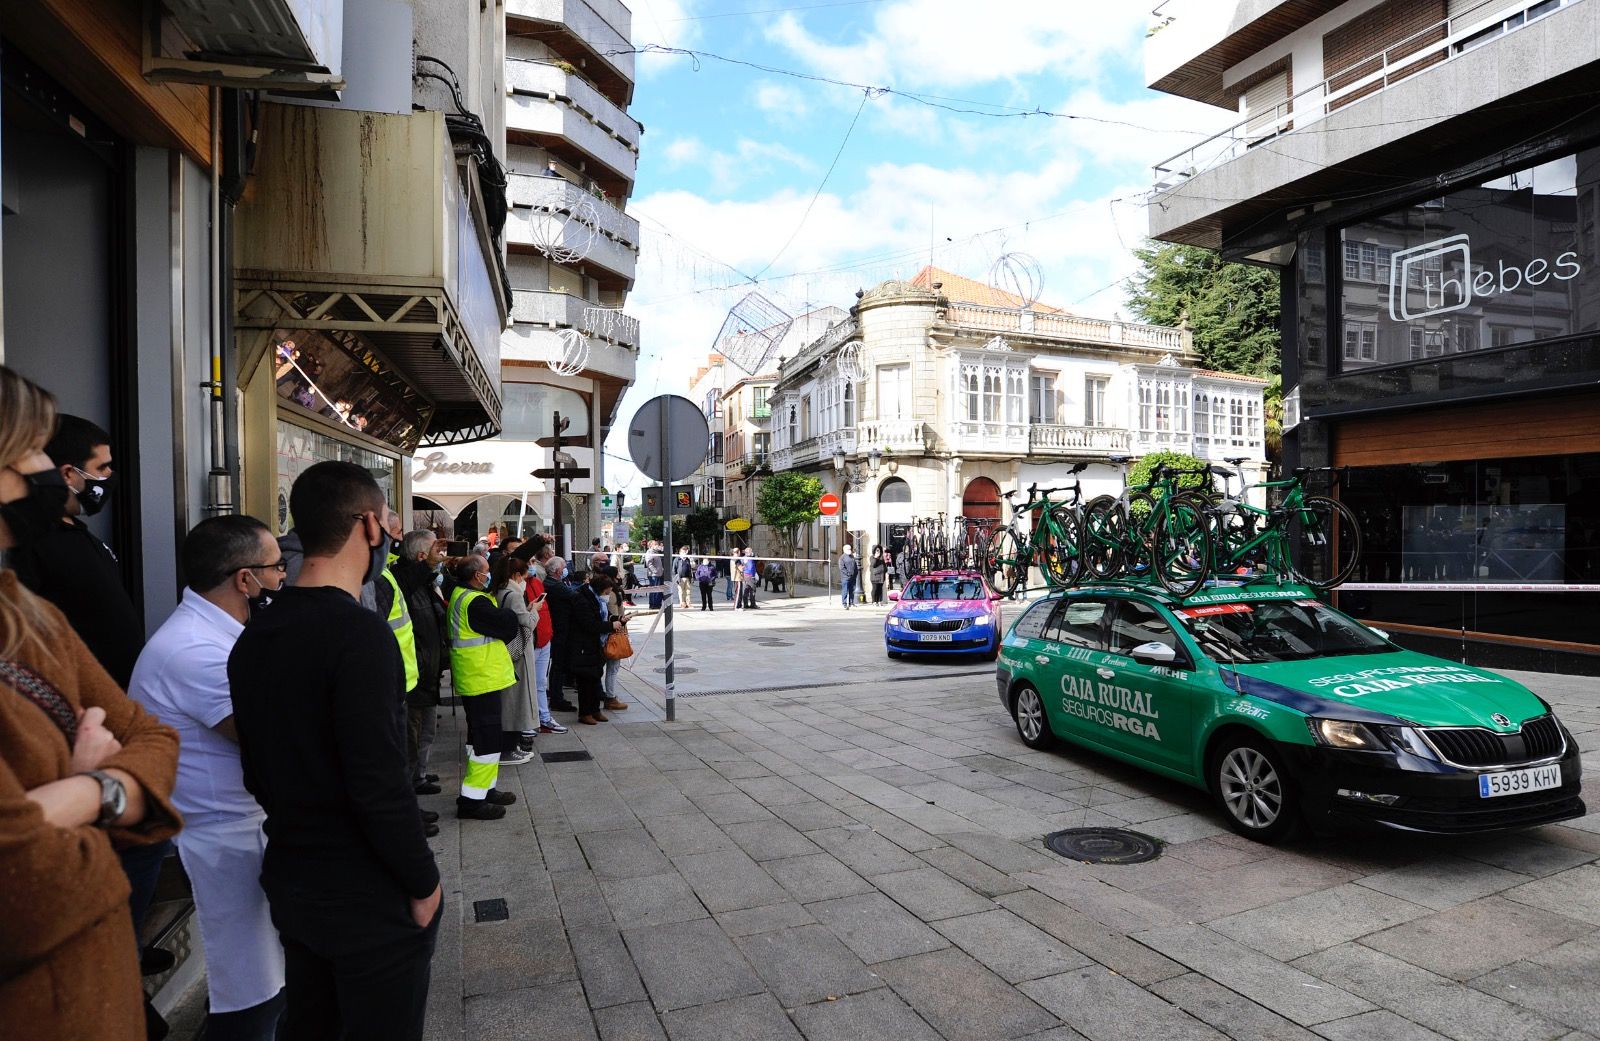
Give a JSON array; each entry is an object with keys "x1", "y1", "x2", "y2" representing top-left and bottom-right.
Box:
[
  {"x1": 486, "y1": 788, "x2": 517, "y2": 806},
  {"x1": 539, "y1": 720, "x2": 569, "y2": 734},
  {"x1": 500, "y1": 748, "x2": 535, "y2": 766},
  {"x1": 456, "y1": 797, "x2": 506, "y2": 821}
]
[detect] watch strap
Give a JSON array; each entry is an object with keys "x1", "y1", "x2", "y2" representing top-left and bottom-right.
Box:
[{"x1": 86, "y1": 770, "x2": 125, "y2": 827}]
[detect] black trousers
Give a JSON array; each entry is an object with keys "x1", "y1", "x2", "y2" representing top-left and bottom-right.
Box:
[
  {"x1": 574, "y1": 665, "x2": 604, "y2": 717},
  {"x1": 871, "y1": 580, "x2": 885, "y2": 603},
  {"x1": 699, "y1": 582, "x2": 714, "y2": 610},
  {"x1": 265, "y1": 879, "x2": 440, "y2": 1041},
  {"x1": 461, "y1": 689, "x2": 504, "y2": 759}
]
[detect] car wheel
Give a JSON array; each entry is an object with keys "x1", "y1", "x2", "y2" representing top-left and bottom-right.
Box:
[
  {"x1": 1011, "y1": 684, "x2": 1055, "y2": 750},
  {"x1": 1210, "y1": 734, "x2": 1299, "y2": 842},
  {"x1": 984, "y1": 636, "x2": 1001, "y2": 662}
]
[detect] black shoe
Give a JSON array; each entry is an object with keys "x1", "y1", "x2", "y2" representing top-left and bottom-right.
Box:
[
  {"x1": 414, "y1": 781, "x2": 442, "y2": 795},
  {"x1": 456, "y1": 797, "x2": 506, "y2": 821},
  {"x1": 550, "y1": 700, "x2": 576, "y2": 712},
  {"x1": 420, "y1": 809, "x2": 440, "y2": 824},
  {"x1": 426, "y1": 773, "x2": 440, "y2": 783},
  {"x1": 424, "y1": 820, "x2": 440, "y2": 837},
  {"x1": 140, "y1": 947, "x2": 176, "y2": 977},
  {"x1": 486, "y1": 788, "x2": 517, "y2": 806}
]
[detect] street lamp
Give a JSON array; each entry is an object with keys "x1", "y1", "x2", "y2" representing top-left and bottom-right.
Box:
[{"x1": 832, "y1": 446, "x2": 893, "y2": 489}]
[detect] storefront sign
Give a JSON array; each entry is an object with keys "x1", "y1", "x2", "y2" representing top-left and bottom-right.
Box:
[
  {"x1": 1389, "y1": 234, "x2": 1581, "y2": 321},
  {"x1": 413, "y1": 452, "x2": 495, "y2": 482}
]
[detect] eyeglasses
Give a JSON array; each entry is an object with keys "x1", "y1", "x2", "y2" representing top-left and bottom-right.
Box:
[{"x1": 241, "y1": 560, "x2": 289, "y2": 574}]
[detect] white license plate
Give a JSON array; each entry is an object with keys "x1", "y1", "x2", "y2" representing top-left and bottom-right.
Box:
[
  {"x1": 919, "y1": 633, "x2": 954, "y2": 643},
  {"x1": 1479, "y1": 764, "x2": 1562, "y2": 798}
]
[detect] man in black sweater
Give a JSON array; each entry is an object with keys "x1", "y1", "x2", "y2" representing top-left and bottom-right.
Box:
[{"x1": 229, "y1": 461, "x2": 441, "y2": 1041}]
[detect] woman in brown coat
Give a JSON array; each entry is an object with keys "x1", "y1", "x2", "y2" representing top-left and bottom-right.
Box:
[{"x1": 0, "y1": 365, "x2": 181, "y2": 1041}]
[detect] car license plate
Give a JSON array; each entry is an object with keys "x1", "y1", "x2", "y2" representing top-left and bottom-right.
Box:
[
  {"x1": 1479, "y1": 764, "x2": 1562, "y2": 798},
  {"x1": 919, "y1": 633, "x2": 954, "y2": 643}
]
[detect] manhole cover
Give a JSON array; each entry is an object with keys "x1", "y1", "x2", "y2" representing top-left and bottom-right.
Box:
[
  {"x1": 540, "y1": 750, "x2": 594, "y2": 764},
  {"x1": 653, "y1": 666, "x2": 699, "y2": 675},
  {"x1": 472, "y1": 898, "x2": 509, "y2": 922},
  {"x1": 1044, "y1": 828, "x2": 1162, "y2": 865},
  {"x1": 752, "y1": 640, "x2": 793, "y2": 647},
  {"x1": 841, "y1": 664, "x2": 890, "y2": 673}
]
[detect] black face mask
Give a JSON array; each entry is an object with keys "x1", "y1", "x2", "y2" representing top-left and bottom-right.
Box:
[
  {"x1": 244, "y1": 571, "x2": 276, "y2": 617},
  {"x1": 1, "y1": 469, "x2": 70, "y2": 548},
  {"x1": 364, "y1": 530, "x2": 388, "y2": 587},
  {"x1": 74, "y1": 470, "x2": 116, "y2": 517}
]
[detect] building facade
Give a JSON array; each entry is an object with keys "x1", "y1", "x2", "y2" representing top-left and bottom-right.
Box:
[
  {"x1": 1146, "y1": 0, "x2": 1600, "y2": 672},
  {"x1": 768, "y1": 270, "x2": 1265, "y2": 561},
  {"x1": 687, "y1": 353, "x2": 728, "y2": 533}
]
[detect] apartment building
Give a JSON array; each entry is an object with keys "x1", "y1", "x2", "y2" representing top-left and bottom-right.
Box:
[
  {"x1": 686, "y1": 354, "x2": 729, "y2": 530},
  {"x1": 767, "y1": 269, "x2": 1264, "y2": 560},
  {"x1": 1147, "y1": 0, "x2": 1600, "y2": 671}
]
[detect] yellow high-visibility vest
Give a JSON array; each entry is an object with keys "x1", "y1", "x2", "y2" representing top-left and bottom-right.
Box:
[{"x1": 446, "y1": 586, "x2": 515, "y2": 696}]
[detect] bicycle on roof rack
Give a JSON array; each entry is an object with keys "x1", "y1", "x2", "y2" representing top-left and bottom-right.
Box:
[
  {"x1": 1079, "y1": 456, "x2": 1214, "y2": 595},
  {"x1": 983, "y1": 464, "x2": 1089, "y2": 599}
]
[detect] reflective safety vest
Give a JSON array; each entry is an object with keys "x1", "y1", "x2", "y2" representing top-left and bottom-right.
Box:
[
  {"x1": 447, "y1": 586, "x2": 515, "y2": 696},
  {"x1": 381, "y1": 568, "x2": 419, "y2": 694}
]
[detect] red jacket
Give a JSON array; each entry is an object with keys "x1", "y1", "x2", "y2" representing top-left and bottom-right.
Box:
[{"x1": 525, "y1": 576, "x2": 553, "y2": 648}]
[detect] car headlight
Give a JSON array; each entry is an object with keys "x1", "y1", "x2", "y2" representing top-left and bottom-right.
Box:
[
  {"x1": 886, "y1": 616, "x2": 903, "y2": 628},
  {"x1": 1308, "y1": 718, "x2": 1389, "y2": 750}
]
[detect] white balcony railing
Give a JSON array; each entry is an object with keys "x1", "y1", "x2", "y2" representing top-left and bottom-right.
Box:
[
  {"x1": 508, "y1": 173, "x2": 640, "y2": 248},
  {"x1": 818, "y1": 428, "x2": 858, "y2": 459},
  {"x1": 510, "y1": 290, "x2": 639, "y2": 350},
  {"x1": 945, "y1": 303, "x2": 1190, "y2": 353},
  {"x1": 949, "y1": 420, "x2": 1030, "y2": 457},
  {"x1": 858, "y1": 419, "x2": 928, "y2": 454},
  {"x1": 506, "y1": 59, "x2": 641, "y2": 178},
  {"x1": 1028, "y1": 424, "x2": 1132, "y2": 455},
  {"x1": 1151, "y1": 0, "x2": 1580, "y2": 190},
  {"x1": 506, "y1": 0, "x2": 634, "y2": 83}
]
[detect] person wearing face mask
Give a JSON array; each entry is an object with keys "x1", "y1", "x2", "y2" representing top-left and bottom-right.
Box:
[
  {"x1": 227, "y1": 461, "x2": 442, "y2": 1041},
  {"x1": 0, "y1": 366, "x2": 182, "y2": 1041},
  {"x1": 129, "y1": 516, "x2": 288, "y2": 1040},
  {"x1": 441, "y1": 554, "x2": 521, "y2": 820},
  {"x1": 10, "y1": 414, "x2": 142, "y2": 690},
  {"x1": 392, "y1": 531, "x2": 448, "y2": 798},
  {"x1": 489, "y1": 556, "x2": 539, "y2": 765}
]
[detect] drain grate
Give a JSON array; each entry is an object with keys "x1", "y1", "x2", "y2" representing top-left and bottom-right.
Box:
[
  {"x1": 540, "y1": 750, "x2": 594, "y2": 764},
  {"x1": 472, "y1": 898, "x2": 509, "y2": 922},
  {"x1": 1044, "y1": 828, "x2": 1162, "y2": 865}
]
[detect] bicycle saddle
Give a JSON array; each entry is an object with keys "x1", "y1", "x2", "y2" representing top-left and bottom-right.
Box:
[
  {"x1": 1223, "y1": 456, "x2": 1248, "y2": 466},
  {"x1": 1108, "y1": 455, "x2": 1132, "y2": 464},
  {"x1": 1213, "y1": 466, "x2": 1234, "y2": 479}
]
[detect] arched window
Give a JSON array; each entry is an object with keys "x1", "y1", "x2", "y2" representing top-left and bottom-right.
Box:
[{"x1": 878, "y1": 476, "x2": 912, "y2": 524}]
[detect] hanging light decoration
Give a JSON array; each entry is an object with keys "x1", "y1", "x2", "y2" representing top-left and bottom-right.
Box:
[
  {"x1": 988, "y1": 251, "x2": 1045, "y2": 311},
  {"x1": 549, "y1": 328, "x2": 590, "y2": 376},
  {"x1": 715, "y1": 292, "x2": 794, "y2": 374}
]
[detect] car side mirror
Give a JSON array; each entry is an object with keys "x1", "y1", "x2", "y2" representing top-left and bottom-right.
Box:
[
  {"x1": 1130, "y1": 641, "x2": 1178, "y2": 666},
  {"x1": 888, "y1": 591, "x2": 899, "y2": 601}
]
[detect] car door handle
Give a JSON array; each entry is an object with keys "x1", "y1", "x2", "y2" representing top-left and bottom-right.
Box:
[
  {"x1": 1035, "y1": 655, "x2": 1051, "y2": 665},
  {"x1": 1095, "y1": 667, "x2": 1115, "y2": 679}
]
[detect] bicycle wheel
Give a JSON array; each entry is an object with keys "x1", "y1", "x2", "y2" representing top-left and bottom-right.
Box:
[
  {"x1": 1154, "y1": 497, "x2": 1210, "y2": 598},
  {"x1": 1042, "y1": 505, "x2": 1085, "y2": 589},
  {"x1": 1124, "y1": 491, "x2": 1159, "y2": 578},
  {"x1": 1210, "y1": 506, "x2": 1260, "y2": 575},
  {"x1": 985, "y1": 527, "x2": 1026, "y2": 598},
  {"x1": 1284, "y1": 496, "x2": 1362, "y2": 591},
  {"x1": 1080, "y1": 496, "x2": 1124, "y2": 580}
]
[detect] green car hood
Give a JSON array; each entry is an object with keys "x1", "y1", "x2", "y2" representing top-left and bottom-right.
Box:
[{"x1": 1229, "y1": 651, "x2": 1548, "y2": 730}]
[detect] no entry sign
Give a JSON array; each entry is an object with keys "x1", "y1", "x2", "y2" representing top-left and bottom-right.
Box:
[{"x1": 818, "y1": 493, "x2": 841, "y2": 516}]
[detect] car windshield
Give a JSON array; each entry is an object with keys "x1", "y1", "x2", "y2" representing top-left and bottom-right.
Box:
[
  {"x1": 1177, "y1": 598, "x2": 1390, "y2": 664},
  {"x1": 903, "y1": 578, "x2": 986, "y2": 601}
]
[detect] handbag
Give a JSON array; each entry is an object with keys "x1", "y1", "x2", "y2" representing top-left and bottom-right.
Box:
[{"x1": 603, "y1": 629, "x2": 633, "y2": 661}]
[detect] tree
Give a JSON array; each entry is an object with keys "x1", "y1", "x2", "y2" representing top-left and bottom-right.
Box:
[
  {"x1": 683, "y1": 505, "x2": 722, "y2": 553},
  {"x1": 629, "y1": 514, "x2": 683, "y2": 553},
  {"x1": 1127, "y1": 242, "x2": 1281, "y2": 378},
  {"x1": 756, "y1": 471, "x2": 824, "y2": 597},
  {"x1": 1129, "y1": 450, "x2": 1211, "y2": 499}
]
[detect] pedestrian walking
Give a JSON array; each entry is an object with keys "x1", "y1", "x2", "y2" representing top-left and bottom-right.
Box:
[
  {"x1": 228, "y1": 461, "x2": 441, "y2": 1041},
  {"x1": 838, "y1": 544, "x2": 859, "y2": 609},
  {"x1": 740, "y1": 548, "x2": 759, "y2": 609},
  {"x1": 442, "y1": 555, "x2": 521, "y2": 819},
  {"x1": 491, "y1": 556, "x2": 538, "y2": 766},
  {"x1": 869, "y1": 545, "x2": 888, "y2": 604},
  {"x1": 695, "y1": 557, "x2": 716, "y2": 611},
  {"x1": 130, "y1": 515, "x2": 287, "y2": 1040},
  {"x1": 674, "y1": 545, "x2": 694, "y2": 608}
]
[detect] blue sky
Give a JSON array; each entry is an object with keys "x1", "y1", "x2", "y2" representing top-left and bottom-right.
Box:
[{"x1": 602, "y1": 0, "x2": 1233, "y2": 497}]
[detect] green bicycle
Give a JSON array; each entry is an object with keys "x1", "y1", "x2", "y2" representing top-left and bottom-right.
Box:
[
  {"x1": 1080, "y1": 458, "x2": 1211, "y2": 591},
  {"x1": 984, "y1": 467, "x2": 1088, "y2": 598}
]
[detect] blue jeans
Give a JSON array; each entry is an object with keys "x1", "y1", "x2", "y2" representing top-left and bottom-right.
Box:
[
  {"x1": 724, "y1": 574, "x2": 734, "y2": 600},
  {"x1": 841, "y1": 578, "x2": 856, "y2": 607}
]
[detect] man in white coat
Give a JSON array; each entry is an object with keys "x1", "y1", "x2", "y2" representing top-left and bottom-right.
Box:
[{"x1": 130, "y1": 515, "x2": 288, "y2": 1040}]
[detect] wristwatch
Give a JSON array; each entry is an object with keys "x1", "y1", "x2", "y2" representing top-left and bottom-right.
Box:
[{"x1": 85, "y1": 770, "x2": 127, "y2": 827}]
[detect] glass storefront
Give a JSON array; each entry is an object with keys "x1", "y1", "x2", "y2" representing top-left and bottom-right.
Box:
[
  {"x1": 272, "y1": 328, "x2": 426, "y2": 446},
  {"x1": 500, "y1": 383, "x2": 590, "y2": 440},
  {"x1": 1337, "y1": 146, "x2": 1600, "y2": 371},
  {"x1": 1337, "y1": 453, "x2": 1600, "y2": 647},
  {"x1": 275, "y1": 419, "x2": 398, "y2": 535}
]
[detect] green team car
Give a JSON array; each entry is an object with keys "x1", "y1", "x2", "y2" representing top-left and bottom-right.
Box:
[{"x1": 997, "y1": 580, "x2": 1584, "y2": 842}]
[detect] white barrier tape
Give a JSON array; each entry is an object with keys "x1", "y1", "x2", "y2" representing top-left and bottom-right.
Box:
[
  {"x1": 1338, "y1": 583, "x2": 1600, "y2": 593},
  {"x1": 570, "y1": 550, "x2": 870, "y2": 567}
]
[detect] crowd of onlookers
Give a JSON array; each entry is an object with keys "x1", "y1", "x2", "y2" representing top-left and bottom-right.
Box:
[{"x1": 0, "y1": 362, "x2": 657, "y2": 1041}]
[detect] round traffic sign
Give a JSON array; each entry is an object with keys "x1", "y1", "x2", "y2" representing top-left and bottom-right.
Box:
[
  {"x1": 627, "y1": 394, "x2": 710, "y2": 483},
  {"x1": 819, "y1": 493, "x2": 842, "y2": 516}
]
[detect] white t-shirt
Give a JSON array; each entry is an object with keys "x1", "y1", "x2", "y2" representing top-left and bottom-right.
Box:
[{"x1": 129, "y1": 588, "x2": 262, "y2": 826}]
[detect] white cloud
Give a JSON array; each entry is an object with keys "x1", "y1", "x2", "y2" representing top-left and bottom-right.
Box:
[
  {"x1": 661, "y1": 136, "x2": 705, "y2": 167},
  {"x1": 766, "y1": 1, "x2": 1150, "y2": 90},
  {"x1": 631, "y1": 0, "x2": 703, "y2": 76},
  {"x1": 753, "y1": 81, "x2": 809, "y2": 121}
]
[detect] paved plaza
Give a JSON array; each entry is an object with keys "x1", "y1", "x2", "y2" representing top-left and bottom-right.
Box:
[{"x1": 179, "y1": 591, "x2": 1600, "y2": 1041}]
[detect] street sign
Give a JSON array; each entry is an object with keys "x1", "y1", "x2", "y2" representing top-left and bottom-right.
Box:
[
  {"x1": 531, "y1": 467, "x2": 591, "y2": 480},
  {"x1": 819, "y1": 493, "x2": 842, "y2": 516},
  {"x1": 820, "y1": 515, "x2": 838, "y2": 527},
  {"x1": 628, "y1": 395, "x2": 710, "y2": 483}
]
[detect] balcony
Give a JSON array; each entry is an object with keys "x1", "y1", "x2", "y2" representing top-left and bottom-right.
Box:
[
  {"x1": 944, "y1": 304, "x2": 1191, "y2": 355},
  {"x1": 506, "y1": 0, "x2": 635, "y2": 99},
  {"x1": 506, "y1": 175, "x2": 638, "y2": 282},
  {"x1": 510, "y1": 290, "x2": 639, "y2": 351},
  {"x1": 1028, "y1": 424, "x2": 1132, "y2": 457},
  {"x1": 506, "y1": 59, "x2": 641, "y2": 185},
  {"x1": 857, "y1": 419, "x2": 928, "y2": 455},
  {"x1": 1147, "y1": 0, "x2": 1595, "y2": 247},
  {"x1": 501, "y1": 323, "x2": 636, "y2": 385},
  {"x1": 948, "y1": 419, "x2": 1029, "y2": 458}
]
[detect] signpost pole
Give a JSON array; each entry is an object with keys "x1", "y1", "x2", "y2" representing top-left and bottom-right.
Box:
[
  {"x1": 826, "y1": 521, "x2": 832, "y2": 606},
  {"x1": 552, "y1": 410, "x2": 564, "y2": 559},
  {"x1": 660, "y1": 403, "x2": 675, "y2": 723}
]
